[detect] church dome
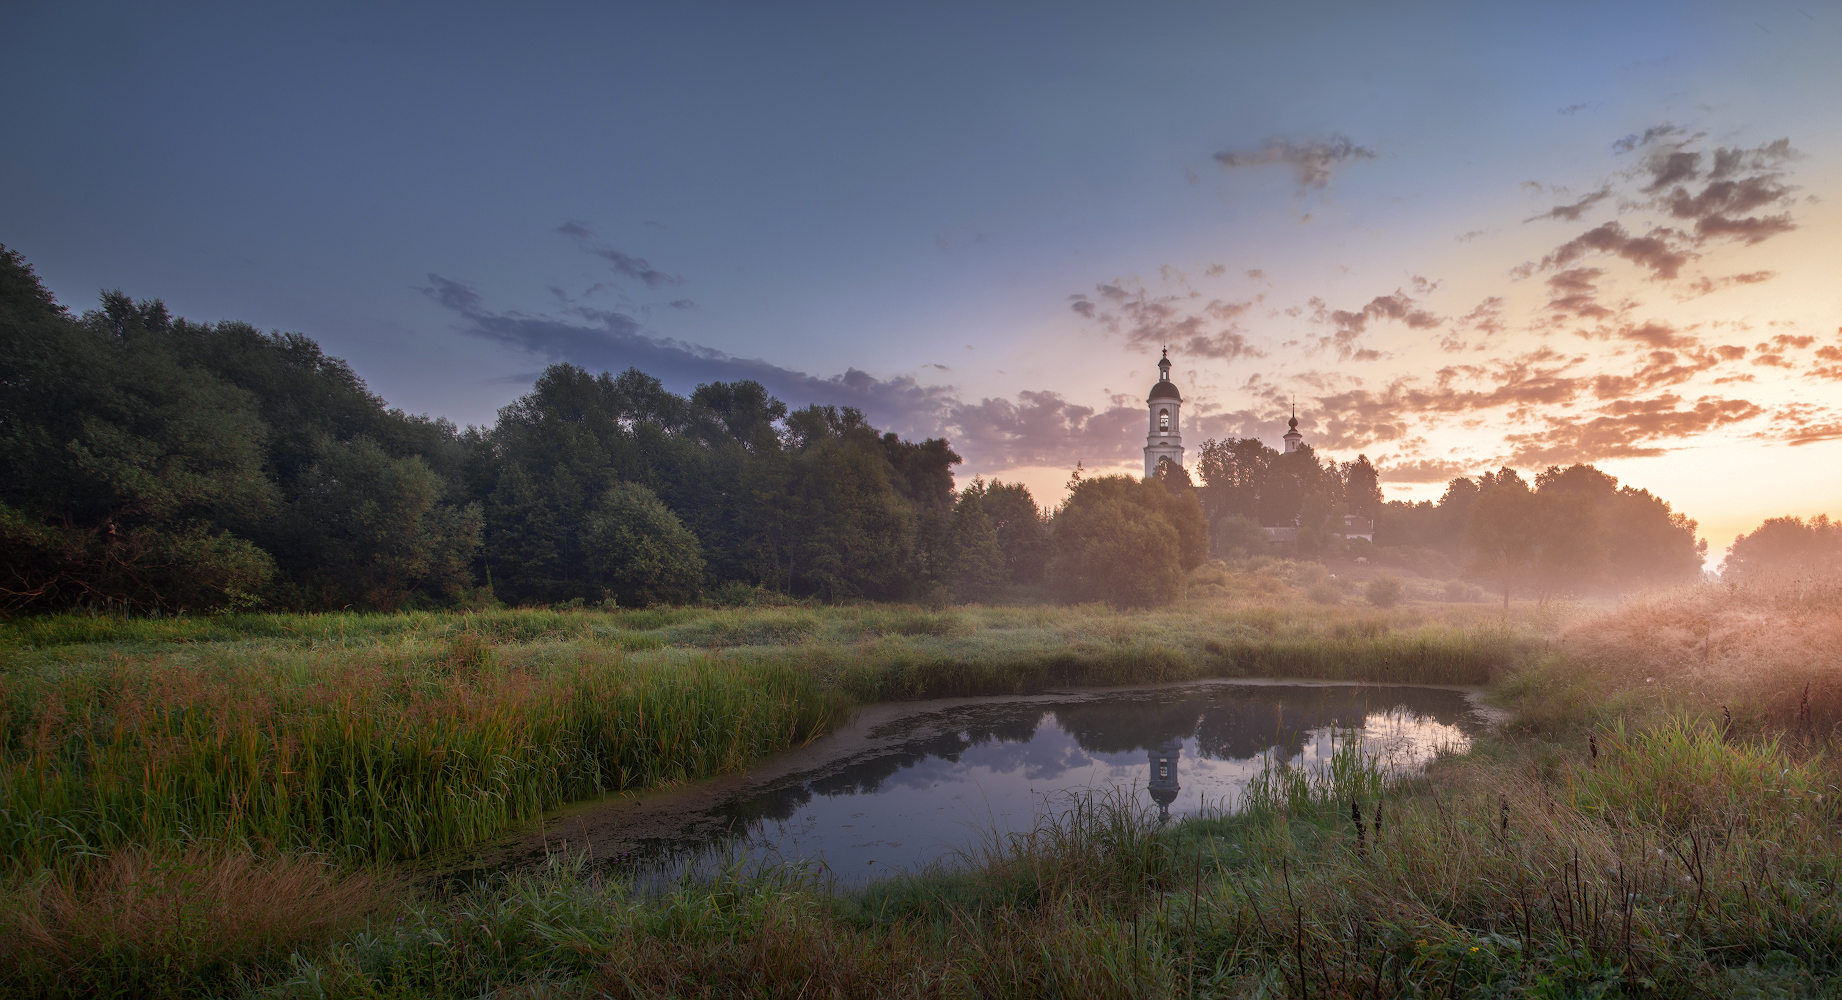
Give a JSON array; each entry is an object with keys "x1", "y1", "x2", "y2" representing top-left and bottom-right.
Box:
[{"x1": 1148, "y1": 380, "x2": 1182, "y2": 402}]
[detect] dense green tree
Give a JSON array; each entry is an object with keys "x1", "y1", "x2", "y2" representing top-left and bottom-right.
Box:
[
  {"x1": 0, "y1": 250, "x2": 279, "y2": 611},
  {"x1": 945, "y1": 489, "x2": 1006, "y2": 602},
  {"x1": 1048, "y1": 475, "x2": 1206, "y2": 607},
  {"x1": 1195, "y1": 437, "x2": 1275, "y2": 523},
  {"x1": 275, "y1": 438, "x2": 482, "y2": 610},
  {"x1": 966, "y1": 479, "x2": 1049, "y2": 583},
  {"x1": 580, "y1": 482, "x2": 705, "y2": 606}
]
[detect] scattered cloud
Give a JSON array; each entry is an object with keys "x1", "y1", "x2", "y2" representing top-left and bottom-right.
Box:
[
  {"x1": 1531, "y1": 221, "x2": 1694, "y2": 280},
  {"x1": 1074, "y1": 281, "x2": 1265, "y2": 360},
  {"x1": 1504, "y1": 395, "x2": 1764, "y2": 465},
  {"x1": 1212, "y1": 134, "x2": 1377, "y2": 191},
  {"x1": 1527, "y1": 187, "x2": 1611, "y2": 222}
]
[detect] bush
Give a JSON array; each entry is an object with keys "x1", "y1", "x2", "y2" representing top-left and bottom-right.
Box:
[
  {"x1": 1307, "y1": 581, "x2": 1343, "y2": 605},
  {"x1": 1365, "y1": 575, "x2": 1404, "y2": 607}
]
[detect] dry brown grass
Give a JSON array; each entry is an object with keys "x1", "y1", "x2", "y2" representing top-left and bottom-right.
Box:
[
  {"x1": 1555, "y1": 574, "x2": 1842, "y2": 733},
  {"x1": 0, "y1": 846, "x2": 388, "y2": 999}
]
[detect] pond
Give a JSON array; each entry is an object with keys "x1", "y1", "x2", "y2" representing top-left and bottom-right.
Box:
[{"x1": 459, "y1": 680, "x2": 1496, "y2": 888}]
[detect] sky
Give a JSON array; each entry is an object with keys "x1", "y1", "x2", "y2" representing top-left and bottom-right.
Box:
[{"x1": 4, "y1": 1, "x2": 1839, "y2": 561}]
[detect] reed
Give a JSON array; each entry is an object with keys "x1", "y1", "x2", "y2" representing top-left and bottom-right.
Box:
[{"x1": 0, "y1": 639, "x2": 847, "y2": 873}]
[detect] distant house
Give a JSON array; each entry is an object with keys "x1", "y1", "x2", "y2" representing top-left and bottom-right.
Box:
[{"x1": 1336, "y1": 515, "x2": 1375, "y2": 543}]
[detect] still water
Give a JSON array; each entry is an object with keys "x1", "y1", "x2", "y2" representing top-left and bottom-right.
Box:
[{"x1": 480, "y1": 681, "x2": 1493, "y2": 887}]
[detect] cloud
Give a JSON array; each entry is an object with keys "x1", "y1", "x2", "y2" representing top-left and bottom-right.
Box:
[
  {"x1": 1074, "y1": 281, "x2": 1264, "y2": 360},
  {"x1": 1613, "y1": 124, "x2": 1688, "y2": 154},
  {"x1": 555, "y1": 219, "x2": 684, "y2": 288},
  {"x1": 1680, "y1": 271, "x2": 1775, "y2": 298},
  {"x1": 423, "y1": 273, "x2": 957, "y2": 441},
  {"x1": 1309, "y1": 289, "x2": 1441, "y2": 359},
  {"x1": 1544, "y1": 268, "x2": 1613, "y2": 319},
  {"x1": 1528, "y1": 188, "x2": 1611, "y2": 222},
  {"x1": 1212, "y1": 134, "x2": 1377, "y2": 191},
  {"x1": 1504, "y1": 395, "x2": 1764, "y2": 465},
  {"x1": 588, "y1": 246, "x2": 682, "y2": 288},
  {"x1": 1533, "y1": 221, "x2": 1693, "y2": 280},
  {"x1": 1559, "y1": 103, "x2": 1592, "y2": 116}
]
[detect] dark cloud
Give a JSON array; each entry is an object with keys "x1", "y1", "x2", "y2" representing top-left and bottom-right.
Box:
[
  {"x1": 1544, "y1": 268, "x2": 1612, "y2": 319},
  {"x1": 1212, "y1": 134, "x2": 1377, "y2": 191},
  {"x1": 1559, "y1": 103, "x2": 1592, "y2": 116},
  {"x1": 1642, "y1": 151, "x2": 1702, "y2": 192},
  {"x1": 1527, "y1": 188, "x2": 1611, "y2": 222},
  {"x1": 555, "y1": 220, "x2": 684, "y2": 288},
  {"x1": 589, "y1": 246, "x2": 682, "y2": 288},
  {"x1": 423, "y1": 273, "x2": 956, "y2": 441},
  {"x1": 668, "y1": 299, "x2": 695, "y2": 310},
  {"x1": 1534, "y1": 221, "x2": 1693, "y2": 280}
]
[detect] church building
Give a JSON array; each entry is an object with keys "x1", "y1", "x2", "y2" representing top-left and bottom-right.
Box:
[{"x1": 1144, "y1": 348, "x2": 1185, "y2": 478}]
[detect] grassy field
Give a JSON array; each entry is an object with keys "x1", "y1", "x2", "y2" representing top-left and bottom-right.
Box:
[{"x1": 3, "y1": 563, "x2": 1837, "y2": 997}]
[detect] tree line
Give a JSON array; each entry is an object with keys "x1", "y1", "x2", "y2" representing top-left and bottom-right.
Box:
[
  {"x1": 1, "y1": 247, "x2": 1214, "y2": 613},
  {"x1": 3, "y1": 245, "x2": 1734, "y2": 613},
  {"x1": 1190, "y1": 433, "x2": 1710, "y2": 601}
]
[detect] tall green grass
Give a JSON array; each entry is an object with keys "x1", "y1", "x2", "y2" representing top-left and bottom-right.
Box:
[
  {"x1": 1, "y1": 601, "x2": 1520, "y2": 876},
  {"x1": 1, "y1": 639, "x2": 845, "y2": 872}
]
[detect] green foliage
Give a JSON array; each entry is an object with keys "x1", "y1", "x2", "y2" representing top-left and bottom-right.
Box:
[
  {"x1": 962, "y1": 479, "x2": 1049, "y2": 584},
  {"x1": 272, "y1": 438, "x2": 481, "y2": 611},
  {"x1": 1048, "y1": 475, "x2": 1201, "y2": 607},
  {"x1": 0, "y1": 502, "x2": 276, "y2": 613},
  {"x1": 581, "y1": 481, "x2": 705, "y2": 606},
  {"x1": 944, "y1": 489, "x2": 1006, "y2": 602}
]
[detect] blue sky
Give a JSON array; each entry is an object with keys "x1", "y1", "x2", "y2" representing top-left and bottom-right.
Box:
[{"x1": 5, "y1": 1, "x2": 1839, "y2": 553}]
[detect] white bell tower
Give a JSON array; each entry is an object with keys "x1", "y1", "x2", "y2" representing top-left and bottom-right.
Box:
[{"x1": 1144, "y1": 348, "x2": 1184, "y2": 477}]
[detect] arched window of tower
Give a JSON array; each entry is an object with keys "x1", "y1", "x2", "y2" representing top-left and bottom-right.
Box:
[{"x1": 1158, "y1": 409, "x2": 1170, "y2": 432}]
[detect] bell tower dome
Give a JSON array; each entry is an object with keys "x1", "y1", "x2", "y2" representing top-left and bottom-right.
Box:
[
  {"x1": 1144, "y1": 348, "x2": 1185, "y2": 477},
  {"x1": 1282, "y1": 405, "x2": 1304, "y2": 453}
]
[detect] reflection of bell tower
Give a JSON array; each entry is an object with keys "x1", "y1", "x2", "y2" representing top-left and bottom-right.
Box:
[{"x1": 1147, "y1": 737, "x2": 1182, "y2": 824}]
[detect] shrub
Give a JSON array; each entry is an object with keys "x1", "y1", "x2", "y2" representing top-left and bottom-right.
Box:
[
  {"x1": 1365, "y1": 575, "x2": 1404, "y2": 607},
  {"x1": 1307, "y1": 581, "x2": 1343, "y2": 605}
]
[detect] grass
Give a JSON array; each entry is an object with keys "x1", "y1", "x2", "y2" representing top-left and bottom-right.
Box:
[{"x1": 6, "y1": 566, "x2": 1840, "y2": 997}]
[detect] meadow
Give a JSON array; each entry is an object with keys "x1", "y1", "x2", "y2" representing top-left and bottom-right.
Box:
[{"x1": 2, "y1": 560, "x2": 1837, "y2": 998}]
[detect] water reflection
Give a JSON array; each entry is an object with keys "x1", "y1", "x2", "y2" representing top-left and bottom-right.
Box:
[{"x1": 616, "y1": 683, "x2": 1486, "y2": 886}]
